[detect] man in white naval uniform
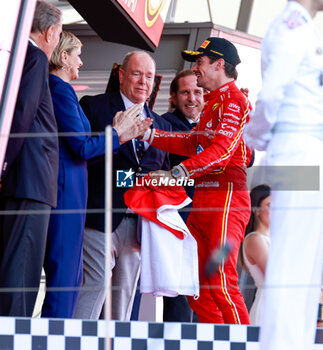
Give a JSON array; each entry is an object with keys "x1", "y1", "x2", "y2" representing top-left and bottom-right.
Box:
[{"x1": 245, "y1": 1, "x2": 323, "y2": 349}]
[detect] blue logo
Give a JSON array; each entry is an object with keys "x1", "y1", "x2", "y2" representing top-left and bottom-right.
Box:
[
  {"x1": 196, "y1": 144, "x2": 204, "y2": 155},
  {"x1": 116, "y1": 168, "x2": 135, "y2": 188}
]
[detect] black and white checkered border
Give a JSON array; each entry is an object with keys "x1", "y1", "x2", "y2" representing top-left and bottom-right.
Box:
[{"x1": 0, "y1": 318, "x2": 321, "y2": 350}]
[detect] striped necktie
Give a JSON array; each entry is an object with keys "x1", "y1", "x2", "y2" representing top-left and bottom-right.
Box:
[{"x1": 135, "y1": 137, "x2": 145, "y2": 162}]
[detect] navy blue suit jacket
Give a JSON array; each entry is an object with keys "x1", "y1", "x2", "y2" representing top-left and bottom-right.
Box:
[
  {"x1": 162, "y1": 109, "x2": 194, "y2": 132},
  {"x1": 161, "y1": 109, "x2": 196, "y2": 222},
  {"x1": 161, "y1": 109, "x2": 196, "y2": 168},
  {"x1": 80, "y1": 91, "x2": 171, "y2": 232},
  {"x1": 1, "y1": 42, "x2": 59, "y2": 207}
]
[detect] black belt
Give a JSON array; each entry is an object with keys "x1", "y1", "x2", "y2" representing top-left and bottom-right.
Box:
[
  {"x1": 318, "y1": 304, "x2": 323, "y2": 322},
  {"x1": 124, "y1": 213, "x2": 138, "y2": 218}
]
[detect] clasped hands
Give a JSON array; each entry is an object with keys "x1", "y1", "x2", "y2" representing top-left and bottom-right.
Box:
[{"x1": 113, "y1": 104, "x2": 152, "y2": 144}]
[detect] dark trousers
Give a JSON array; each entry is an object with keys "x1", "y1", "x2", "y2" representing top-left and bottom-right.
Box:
[
  {"x1": 163, "y1": 295, "x2": 198, "y2": 322},
  {"x1": 42, "y1": 210, "x2": 84, "y2": 318},
  {"x1": 0, "y1": 197, "x2": 50, "y2": 316}
]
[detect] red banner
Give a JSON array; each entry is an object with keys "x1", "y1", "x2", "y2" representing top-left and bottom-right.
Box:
[{"x1": 116, "y1": 0, "x2": 169, "y2": 47}]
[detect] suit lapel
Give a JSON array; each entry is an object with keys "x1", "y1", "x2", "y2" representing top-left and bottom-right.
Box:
[
  {"x1": 110, "y1": 91, "x2": 124, "y2": 120},
  {"x1": 174, "y1": 109, "x2": 192, "y2": 130},
  {"x1": 145, "y1": 104, "x2": 155, "y2": 125},
  {"x1": 112, "y1": 92, "x2": 137, "y2": 162},
  {"x1": 139, "y1": 105, "x2": 158, "y2": 163}
]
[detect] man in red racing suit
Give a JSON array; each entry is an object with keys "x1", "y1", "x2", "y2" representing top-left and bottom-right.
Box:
[{"x1": 144, "y1": 37, "x2": 252, "y2": 324}]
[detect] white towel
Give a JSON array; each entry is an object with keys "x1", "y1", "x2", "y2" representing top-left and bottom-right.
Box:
[
  {"x1": 140, "y1": 200, "x2": 199, "y2": 298},
  {"x1": 123, "y1": 176, "x2": 199, "y2": 298}
]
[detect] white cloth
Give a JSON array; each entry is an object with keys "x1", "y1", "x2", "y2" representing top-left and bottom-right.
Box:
[
  {"x1": 140, "y1": 199, "x2": 199, "y2": 298},
  {"x1": 244, "y1": 1, "x2": 323, "y2": 151},
  {"x1": 245, "y1": 2, "x2": 323, "y2": 350},
  {"x1": 242, "y1": 232, "x2": 270, "y2": 325},
  {"x1": 262, "y1": 132, "x2": 323, "y2": 350}
]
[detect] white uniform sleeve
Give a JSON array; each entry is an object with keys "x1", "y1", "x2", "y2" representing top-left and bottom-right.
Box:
[{"x1": 245, "y1": 17, "x2": 307, "y2": 150}]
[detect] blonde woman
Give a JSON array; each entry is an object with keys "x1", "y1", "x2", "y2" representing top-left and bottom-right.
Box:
[{"x1": 42, "y1": 31, "x2": 150, "y2": 318}]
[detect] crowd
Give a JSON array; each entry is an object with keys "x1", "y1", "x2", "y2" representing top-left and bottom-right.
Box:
[{"x1": 0, "y1": 1, "x2": 322, "y2": 350}]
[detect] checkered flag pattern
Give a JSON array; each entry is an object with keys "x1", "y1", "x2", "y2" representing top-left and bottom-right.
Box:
[{"x1": 0, "y1": 318, "x2": 321, "y2": 350}]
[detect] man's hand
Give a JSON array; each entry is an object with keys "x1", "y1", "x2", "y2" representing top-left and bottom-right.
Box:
[
  {"x1": 113, "y1": 104, "x2": 152, "y2": 144},
  {"x1": 240, "y1": 87, "x2": 249, "y2": 98},
  {"x1": 136, "y1": 118, "x2": 153, "y2": 139}
]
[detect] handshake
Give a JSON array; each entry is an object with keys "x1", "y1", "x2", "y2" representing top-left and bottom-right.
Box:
[{"x1": 113, "y1": 104, "x2": 152, "y2": 145}]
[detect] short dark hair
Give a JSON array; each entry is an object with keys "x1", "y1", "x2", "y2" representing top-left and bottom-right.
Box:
[
  {"x1": 31, "y1": 1, "x2": 62, "y2": 33},
  {"x1": 169, "y1": 69, "x2": 196, "y2": 95},
  {"x1": 208, "y1": 56, "x2": 239, "y2": 80}
]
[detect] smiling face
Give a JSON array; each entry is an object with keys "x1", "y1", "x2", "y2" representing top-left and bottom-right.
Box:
[
  {"x1": 119, "y1": 52, "x2": 155, "y2": 104},
  {"x1": 171, "y1": 75, "x2": 203, "y2": 122},
  {"x1": 65, "y1": 46, "x2": 83, "y2": 81},
  {"x1": 191, "y1": 55, "x2": 227, "y2": 91},
  {"x1": 191, "y1": 55, "x2": 217, "y2": 91}
]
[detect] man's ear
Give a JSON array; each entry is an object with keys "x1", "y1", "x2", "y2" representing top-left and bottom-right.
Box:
[
  {"x1": 44, "y1": 25, "x2": 54, "y2": 43},
  {"x1": 216, "y1": 58, "x2": 225, "y2": 70},
  {"x1": 119, "y1": 67, "x2": 125, "y2": 85}
]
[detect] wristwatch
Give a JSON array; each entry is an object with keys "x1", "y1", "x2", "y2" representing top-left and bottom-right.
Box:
[{"x1": 171, "y1": 167, "x2": 181, "y2": 179}]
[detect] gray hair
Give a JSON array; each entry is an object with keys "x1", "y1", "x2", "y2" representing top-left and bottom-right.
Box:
[
  {"x1": 122, "y1": 50, "x2": 156, "y2": 71},
  {"x1": 31, "y1": 0, "x2": 62, "y2": 34}
]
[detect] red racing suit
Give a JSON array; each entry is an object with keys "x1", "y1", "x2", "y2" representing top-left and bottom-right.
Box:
[{"x1": 146, "y1": 80, "x2": 252, "y2": 324}]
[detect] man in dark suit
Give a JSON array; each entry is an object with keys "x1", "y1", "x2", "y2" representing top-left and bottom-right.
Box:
[
  {"x1": 162, "y1": 69, "x2": 203, "y2": 179},
  {"x1": 0, "y1": 0, "x2": 62, "y2": 316},
  {"x1": 73, "y1": 51, "x2": 171, "y2": 320},
  {"x1": 161, "y1": 69, "x2": 203, "y2": 322}
]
